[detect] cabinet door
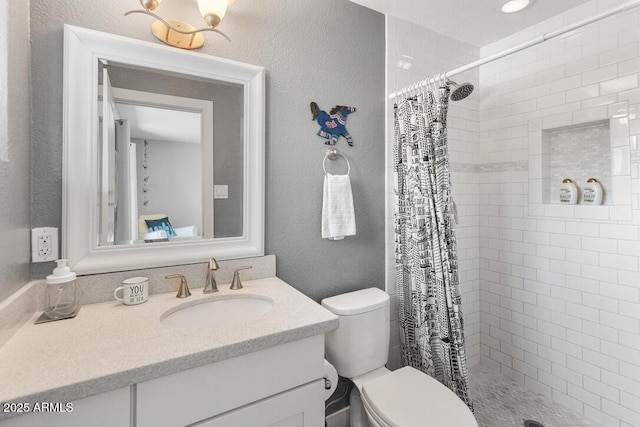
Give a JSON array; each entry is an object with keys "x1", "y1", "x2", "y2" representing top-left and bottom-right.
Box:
[
  {"x1": 137, "y1": 335, "x2": 325, "y2": 427},
  {"x1": 193, "y1": 380, "x2": 325, "y2": 427},
  {"x1": 0, "y1": 386, "x2": 131, "y2": 427}
]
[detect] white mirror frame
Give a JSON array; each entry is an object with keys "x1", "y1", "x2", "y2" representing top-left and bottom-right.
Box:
[{"x1": 63, "y1": 25, "x2": 265, "y2": 275}]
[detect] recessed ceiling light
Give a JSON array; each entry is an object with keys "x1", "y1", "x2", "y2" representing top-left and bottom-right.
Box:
[{"x1": 501, "y1": 0, "x2": 530, "y2": 13}]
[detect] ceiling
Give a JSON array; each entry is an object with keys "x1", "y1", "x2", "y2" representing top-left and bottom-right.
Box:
[
  {"x1": 349, "y1": 0, "x2": 592, "y2": 47},
  {"x1": 116, "y1": 103, "x2": 201, "y2": 145}
]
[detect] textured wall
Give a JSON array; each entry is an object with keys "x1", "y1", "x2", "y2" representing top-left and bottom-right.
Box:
[
  {"x1": 0, "y1": 1, "x2": 31, "y2": 303},
  {"x1": 0, "y1": 0, "x2": 7, "y2": 161},
  {"x1": 29, "y1": 0, "x2": 385, "y2": 300}
]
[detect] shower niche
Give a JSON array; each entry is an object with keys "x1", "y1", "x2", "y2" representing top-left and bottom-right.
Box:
[
  {"x1": 543, "y1": 121, "x2": 611, "y2": 205},
  {"x1": 528, "y1": 102, "x2": 633, "y2": 221}
]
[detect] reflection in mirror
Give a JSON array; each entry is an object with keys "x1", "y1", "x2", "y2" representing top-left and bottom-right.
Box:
[
  {"x1": 63, "y1": 25, "x2": 264, "y2": 274},
  {"x1": 97, "y1": 60, "x2": 244, "y2": 246}
]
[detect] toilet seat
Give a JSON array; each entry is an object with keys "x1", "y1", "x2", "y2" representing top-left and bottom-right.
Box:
[{"x1": 361, "y1": 366, "x2": 478, "y2": 427}]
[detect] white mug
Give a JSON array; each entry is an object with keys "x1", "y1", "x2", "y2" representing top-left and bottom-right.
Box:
[{"x1": 114, "y1": 277, "x2": 149, "y2": 305}]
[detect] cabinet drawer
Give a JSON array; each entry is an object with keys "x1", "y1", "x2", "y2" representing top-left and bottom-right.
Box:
[{"x1": 136, "y1": 335, "x2": 324, "y2": 427}]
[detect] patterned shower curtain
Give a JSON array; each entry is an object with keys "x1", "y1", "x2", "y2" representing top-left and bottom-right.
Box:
[{"x1": 393, "y1": 87, "x2": 473, "y2": 411}]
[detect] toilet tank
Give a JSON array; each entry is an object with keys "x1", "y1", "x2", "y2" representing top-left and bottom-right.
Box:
[{"x1": 321, "y1": 288, "x2": 390, "y2": 378}]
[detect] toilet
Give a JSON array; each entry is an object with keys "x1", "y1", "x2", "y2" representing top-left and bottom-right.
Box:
[{"x1": 322, "y1": 287, "x2": 478, "y2": 427}]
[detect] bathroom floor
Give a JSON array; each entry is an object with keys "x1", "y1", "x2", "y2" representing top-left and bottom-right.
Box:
[{"x1": 469, "y1": 364, "x2": 602, "y2": 427}]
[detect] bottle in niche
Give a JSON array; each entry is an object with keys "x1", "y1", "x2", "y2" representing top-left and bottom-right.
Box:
[
  {"x1": 583, "y1": 178, "x2": 603, "y2": 205},
  {"x1": 559, "y1": 178, "x2": 578, "y2": 204}
]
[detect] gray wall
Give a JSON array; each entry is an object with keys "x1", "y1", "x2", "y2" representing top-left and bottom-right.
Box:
[
  {"x1": 0, "y1": 0, "x2": 31, "y2": 303},
  {"x1": 29, "y1": 0, "x2": 385, "y2": 301}
]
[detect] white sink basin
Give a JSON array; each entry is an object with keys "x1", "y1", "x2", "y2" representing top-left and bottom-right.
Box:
[{"x1": 161, "y1": 296, "x2": 274, "y2": 328}]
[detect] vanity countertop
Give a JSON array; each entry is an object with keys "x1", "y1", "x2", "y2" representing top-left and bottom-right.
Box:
[{"x1": 0, "y1": 277, "x2": 338, "y2": 419}]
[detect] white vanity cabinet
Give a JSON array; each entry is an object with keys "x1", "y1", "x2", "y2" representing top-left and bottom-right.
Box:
[
  {"x1": 135, "y1": 335, "x2": 326, "y2": 427},
  {"x1": 1, "y1": 335, "x2": 325, "y2": 427},
  {"x1": 0, "y1": 387, "x2": 131, "y2": 427},
  {"x1": 0, "y1": 277, "x2": 338, "y2": 427}
]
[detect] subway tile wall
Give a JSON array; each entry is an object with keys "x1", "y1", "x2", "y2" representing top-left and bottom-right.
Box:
[
  {"x1": 386, "y1": 0, "x2": 640, "y2": 426},
  {"x1": 477, "y1": 1, "x2": 640, "y2": 426},
  {"x1": 385, "y1": 15, "x2": 481, "y2": 370}
]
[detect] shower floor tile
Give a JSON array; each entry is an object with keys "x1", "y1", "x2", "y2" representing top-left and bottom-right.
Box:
[{"x1": 469, "y1": 364, "x2": 603, "y2": 427}]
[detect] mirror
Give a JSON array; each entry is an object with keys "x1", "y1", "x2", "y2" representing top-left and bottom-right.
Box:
[
  {"x1": 98, "y1": 60, "x2": 243, "y2": 244},
  {"x1": 63, "y1": 25, "x2": 265, "y2": 275}
]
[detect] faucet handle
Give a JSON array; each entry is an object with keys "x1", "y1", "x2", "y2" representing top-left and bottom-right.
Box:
[
  {"x1": 165, "y1": 274, "x2": 191, "y2": 298},
  {"x1": 204, "y1": 257, "x2": 219, "y2": 294},
  {"x1": 229, "y1": 266, "x2": 252, "y2": 290}
]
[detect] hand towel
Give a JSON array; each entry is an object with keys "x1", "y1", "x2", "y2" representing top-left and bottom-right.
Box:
[{"x1": 322, "y1": 173, "x2": 356, "y2": 240}]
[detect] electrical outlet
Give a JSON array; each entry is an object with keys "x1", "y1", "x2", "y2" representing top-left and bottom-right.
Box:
[{"x1": 31, "y1": 227, "x2": 59, "y2": 263}]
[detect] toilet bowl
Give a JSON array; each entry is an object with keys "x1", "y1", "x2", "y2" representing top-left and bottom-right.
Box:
[{"x1": 321, "y1": 288, "x2": 477, "y2": 427}]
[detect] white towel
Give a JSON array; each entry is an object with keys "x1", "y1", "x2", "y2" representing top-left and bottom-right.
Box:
[{"x1": 322, "y1": 173, "x2": 356, "y2": 240}]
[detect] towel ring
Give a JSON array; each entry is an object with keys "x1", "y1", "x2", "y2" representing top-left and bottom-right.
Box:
[{"x1": 323, "y1": 148, "x2": 350, "y2": 175}]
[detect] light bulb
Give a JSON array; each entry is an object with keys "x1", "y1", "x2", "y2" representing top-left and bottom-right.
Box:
[
  {"x1": 197, "y1": 0, "x2": 228, "y2": 27},
  {"x1": 139, "y1": 0, "x2": 162, "y2": 11}
]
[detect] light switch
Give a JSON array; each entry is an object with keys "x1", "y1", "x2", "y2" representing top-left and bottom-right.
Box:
[{"x1": 214, "y1": 185, "x2": 228, "y2": 199}]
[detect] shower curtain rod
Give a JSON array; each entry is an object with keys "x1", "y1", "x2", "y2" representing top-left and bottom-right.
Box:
[{"x1": 389, "y1": 0, "x2": 640, "y2": 99}]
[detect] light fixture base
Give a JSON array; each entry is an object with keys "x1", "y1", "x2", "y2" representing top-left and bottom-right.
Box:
[{"x1": 151, "y1": 19, "x2": 205, "y2": 49}]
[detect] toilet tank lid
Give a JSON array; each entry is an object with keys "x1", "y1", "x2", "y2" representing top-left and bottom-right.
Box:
[{"x1": 321, "y1": 288, "x2": 390, "y2": 316}]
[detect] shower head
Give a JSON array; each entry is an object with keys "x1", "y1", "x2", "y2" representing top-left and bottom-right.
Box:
[{"x1": 447, "y1": 80, "x2": 474, "y2": 101}]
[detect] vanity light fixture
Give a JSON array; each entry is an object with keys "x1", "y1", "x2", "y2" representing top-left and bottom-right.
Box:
[
  {"x1": 501, "y1": 0, "x2": 530, "y2": 13},
  {"x1": 125, "y1": 0, "x2": 235, "y2": 49}
]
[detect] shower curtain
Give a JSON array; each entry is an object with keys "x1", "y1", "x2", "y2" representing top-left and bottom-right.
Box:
[{"x1": 393, "y1": 86, "x2": 473, "y2": 411}]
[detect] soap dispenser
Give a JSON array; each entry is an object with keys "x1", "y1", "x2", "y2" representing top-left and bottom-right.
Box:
[
  {"x1": 583, "y1": 178, "x2": 603, "y2": 205},
  {"x1": 559, "y1": 178, "x2": 578, "y2": 204},
  {"x1": 43, "y1": 259, "x2": 79, "y2": 321}
]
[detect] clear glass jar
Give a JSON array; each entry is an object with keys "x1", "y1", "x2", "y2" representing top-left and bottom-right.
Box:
[
  {"x1": 44, "y1": 259, "x2": 78, "y2": 320},
  {"x1": 44, "y1": 280, "x2": 78, "y2": 320}
]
